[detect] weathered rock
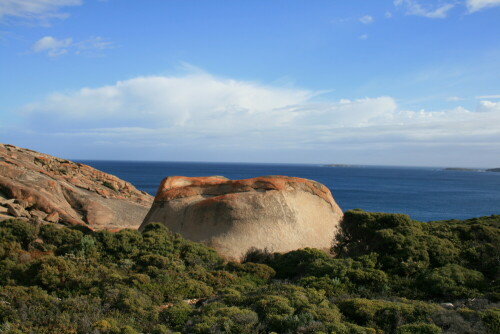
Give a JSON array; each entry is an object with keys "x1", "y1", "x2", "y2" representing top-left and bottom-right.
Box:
[
  {"x1": 6, "y1": 203, "x2": 28, "y2": 217},
  {"x1": 140, "y1": 175, "x2": 343, "y2": 261},
  {"x1": 0, "y1": 214, "x2": 28, "y2": 223},
  {"x1": 0, "y1": 143, "x2": 153, "y2": 230},
  {"x1": 30, "y1": 209, "x2": 48, "y2": 220},
  {"x1": 441, "y1": 303, "x2": 455, "y2": 309},
  {"x1": 0, "y1": 197, "x2": 15, "y2": 205},
  {"x1": 45, "y1": 212, "x2": 59, "y2": 223}
]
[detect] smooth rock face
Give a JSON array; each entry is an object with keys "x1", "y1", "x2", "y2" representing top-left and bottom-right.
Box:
[
  {"x1": 140, "y1": 175, "x2": 343, "y2": 260},
  {"x1": 0, "y1": 144, "x2": 153, "y2": 230}
]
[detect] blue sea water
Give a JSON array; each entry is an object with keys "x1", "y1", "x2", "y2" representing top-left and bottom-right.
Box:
[{"x1": 79, "y1": 161, "x2": 500, "y2": 222}]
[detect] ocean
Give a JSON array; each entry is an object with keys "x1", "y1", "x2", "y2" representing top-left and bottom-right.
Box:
[{"x1": 79, "y1": 160, "x2": 500, "y2": 222}]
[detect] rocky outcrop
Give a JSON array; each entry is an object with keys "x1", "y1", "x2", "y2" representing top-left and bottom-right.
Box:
[
  {"x1": 140, "y1": 175, "x2": 343, "y2": 260},
  {"x1": 0, "y1": 144, "x2": 153, "y2": 230}
]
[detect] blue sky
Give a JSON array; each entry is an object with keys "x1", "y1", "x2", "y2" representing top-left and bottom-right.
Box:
[{"x1": 1, "y1": 0, "x2": 500, "y2": 167}]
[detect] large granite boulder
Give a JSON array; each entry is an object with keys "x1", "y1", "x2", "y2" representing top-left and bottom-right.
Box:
[
  {"x1": 0, "y1": 144, "x2": 153, "y2": 230},
  {"x1": 140, "y1": 175, "x2": 343, "y2": 260}
]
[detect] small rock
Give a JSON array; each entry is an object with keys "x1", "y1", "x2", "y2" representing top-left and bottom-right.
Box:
[
  {"x1": 440, "y1": 303, "x2": 454, "y2": 309},
  {"x1": 0, "y1": 214, "x2": 27, "y2": 222},
  {"x1": 0, "y1": 213, "x2": 14, "y2": 222},
  {"x1": 31, "y1": 217, "x2": 45, "y2": 225},
  {"x1": 6, "y1": 203, "x2": 22, "y2": 217},
  {"x1": 0, "y1": 197, "x2": 15, "y2": 205},
  {"x1": 30, "y1": 209, "x2": 48, "y2": 220},
  {"x1": 45, "y1": 211, "x2": 59, "y2": 223},
  {"x1": 0, "y1": 206, "x2": 8, "y2": 213},
  {"x1": 15, "y1": 199, "x2": 29, "y2": 208},
  {"x1": 7, "y1": 203, "x2": 30, "y2": 218}
]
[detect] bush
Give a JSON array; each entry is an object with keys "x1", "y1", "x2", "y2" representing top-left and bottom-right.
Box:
[
  {"x1": 396, "y1": 322, "x2": 441, "y2": 334},
  {"x1": 481, "y1": 308, "x2": 500, "y2": 334},
  {"x1": 0, "y1": 219, "x2": 36, "y2": 248},
  {"x1": 420, "y1": 264, "x2": 485, "y2": 299},
  {"x1": 39, "y1": 224, "x2": 83, "y2": 248},
  {"x1": 0, "y1": 211, "x2": 498, "y2": 333},
  {"x1": 187, "y1": 303, "x2": 259, "y2": 334},
  {"x1": 226, "y1": 261, "x2": 276, "y2": 281},
  {"x1": 160, "y1": 302, "x2": 193, "y2": 330},
  {"x1": 337, "y1": 298, "x2": 439, "y2": 332}
]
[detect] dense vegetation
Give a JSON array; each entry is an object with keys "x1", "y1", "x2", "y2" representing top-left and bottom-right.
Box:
[{"x1": 0, "y1": 210, "x2": 499, "y2": 333}]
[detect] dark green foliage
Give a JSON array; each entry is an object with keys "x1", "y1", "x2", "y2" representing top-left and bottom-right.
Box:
[
  {"x1": 160, "y1": 302, "x2": 193, "y2": 330},
  {"x1": 186, "y1": 303, "x2": 259, "y2": 333},
  {"x1": 0, "y1": 219, "x2": 36, "y2": 248},
  {"x1": 481, "y1": 308, "x2": 500, "y2": 334},
  {"x1": 39, "y1": 223, "x2": 79, "y2": 246},
  {"x1": 225, "y1": 261, "x2": 276, "y2": 281},
  {"x1": 333, "y1": 210, "x2": 499, "y2": 299},
  {"x1": 396, "y1": 322, "x2": 441, "y2": 334},
  {"x1": 334, "y1": 211, "x2": 432, "y2": 276},
  {"x1": 0, "y1": 213, "x2": 499, "y2": 333},
  {"x1": 420, "y1": 264, "x2": 485, "y2": 299},
  {"x1": 102, "y1": 181, "x2": 116, "y2": 190},
  {"x1": 337, "y1": 298, "x2": 440, "y2": 332}
]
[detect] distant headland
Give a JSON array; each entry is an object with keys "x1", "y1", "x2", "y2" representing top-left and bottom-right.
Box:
[
  {"x1": 445, "y1": 167, "x2": 500, "y2": 172},
  {"x1": 444, "y1": 167, "x2": 482, "y2": 172},
  {"x1": 323, "y1": 164, "x2": 355, "y2": 167}
]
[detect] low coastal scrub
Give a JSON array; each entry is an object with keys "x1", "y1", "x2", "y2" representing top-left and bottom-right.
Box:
[{"x1": 0, "y1": 211, "x2": 499, "y2": 333}]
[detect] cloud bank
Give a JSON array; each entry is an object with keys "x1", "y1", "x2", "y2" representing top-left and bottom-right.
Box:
[{"x1": 12, "y1": 71, "x2": 500, "y2": 165}]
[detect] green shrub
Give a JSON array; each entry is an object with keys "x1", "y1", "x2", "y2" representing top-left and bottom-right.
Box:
[
  {"x1": 481, "y1": 308, "x2": 500, "y2": 334},
  {"x1": 102, "y1": 181, "x2": 116, "y2": 190},
  {"x1": 160, "y1": 302, "x2": 193, "y2": 330},
  {"x1": 27, "y1": 256, "x2": 77, "y2": 292},
  {"x1": 396, "y1": 323, "x2": 441, "y2": 334},
  {"x1": 0, "y1": 212, "x2": 497, "y2": 333},
  {"x1": 0, "y1": 219, "x2": 36, "y2": 248},
  {"x1": 337, "y1": 298, "x2": 439, "y2": 332},
  {"x1": 226, "y1": 261, "x2": 276, "y2": 281},
  {"x1": 420, "y1": 264, "x2": 485, "y2": 299},
  {"x1": 39, "y1": 224, "x2": 83, "y2": 248}
]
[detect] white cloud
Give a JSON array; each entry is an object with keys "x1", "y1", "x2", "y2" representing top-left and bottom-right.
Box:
[
  {"x1": 467, "y1": 0, "x2": 500, "y2": 12},
  {"x1": 359, "y1": 15, "x2": 374, "y2": 24},
  {"x1": 475, "y1": 94, "x2": 500, "y2": 99},
  {"x1": 15, "y1": 71, "x2": 500, "y2": 156},
  {"x1": 446, "y1": 96, "x2": 463, "y2": 101},
  {"x1": 33, "y1": 35, "x2": 114, "y2": 57},
  {"x1": 359, "y1": 34, "x2": 369, "y2": 40},
  {"x1": 74, "y1": 36, "x2": 114, "y2": 54},
  {"x1": 0, "y1": 0, "x2": 82, "y2": 24},
  {"x1": 33, "y1": 36, "x2": 72, "y2": 56},
  {"x1": 385, "y1": 11, "x2": 393, "y2": 18},
  {"x1": 476, "y1": 100, "x2": 500, "y2": 112},
  {"x1": 394, "y1": 0, "x2": 455, "y2": 18}
]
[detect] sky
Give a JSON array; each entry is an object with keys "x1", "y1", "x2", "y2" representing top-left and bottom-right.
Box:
[{"x1": 1, "y1": 0, "x2": 500, "y2": 167}]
